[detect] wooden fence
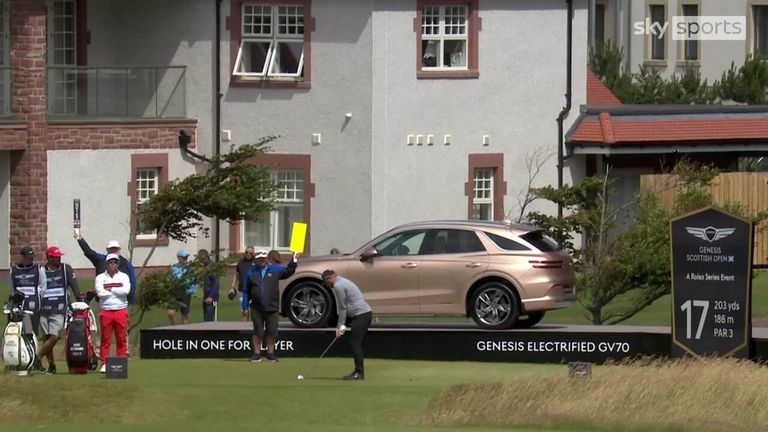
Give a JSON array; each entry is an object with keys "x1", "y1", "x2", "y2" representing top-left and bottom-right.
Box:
[{"x1": 640, "y1": 173, "x2": 768, "y2": 267}]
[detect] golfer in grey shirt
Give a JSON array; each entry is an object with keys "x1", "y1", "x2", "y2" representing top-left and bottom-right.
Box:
[{"x1": 322, "y1": 269, "x2": 372, "y2": 381}]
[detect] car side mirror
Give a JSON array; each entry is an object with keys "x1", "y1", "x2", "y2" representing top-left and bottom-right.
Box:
[{"x1": 360, "y1": 247, "x2": 379, "y2": 262}]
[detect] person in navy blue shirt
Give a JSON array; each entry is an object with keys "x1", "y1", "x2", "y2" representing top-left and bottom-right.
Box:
[
  {"x1": 243, "y1": 250, "x2": 297, "y2": 362},
  {"x1": 197, "y1": 249, "x2": 219, "y2": 322}
]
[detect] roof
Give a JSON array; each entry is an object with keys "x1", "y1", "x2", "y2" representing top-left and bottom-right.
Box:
[
  {"x1": 566, "y1": 103, "x2": 768, "y2": 154},
  {"x1": 586, "y1": 70, "x2": 621, "y2": 105}
]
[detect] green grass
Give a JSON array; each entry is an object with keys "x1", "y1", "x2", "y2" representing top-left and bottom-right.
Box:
[{"x1": 0, "y1": 358, "x2": 580, "y2": 432}]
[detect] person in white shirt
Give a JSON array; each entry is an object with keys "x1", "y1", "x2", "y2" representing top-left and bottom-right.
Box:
[{"x1": 94, "y1": 253, "x2": 130, "y2": 373}]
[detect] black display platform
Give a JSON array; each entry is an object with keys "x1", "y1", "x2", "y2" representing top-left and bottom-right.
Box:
[{"x1": 139, "y1": 321, "x2": 768, "y2": 363}]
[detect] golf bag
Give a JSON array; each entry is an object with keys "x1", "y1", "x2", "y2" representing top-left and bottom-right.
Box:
[
  {"x1": 65, "y1": 301, "x2": 99, "y2": 374},
  {"x1": 2, "y1": 292, "x2": 39, "y2": 376}
]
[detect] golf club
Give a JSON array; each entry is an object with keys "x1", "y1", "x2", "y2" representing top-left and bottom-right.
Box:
[{"x1": 297, "y1": 325, "x2": 350, "y2": 381}]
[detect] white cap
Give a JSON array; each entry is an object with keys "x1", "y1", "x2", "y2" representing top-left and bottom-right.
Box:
[
  {"x1": 105, "y1": 253, "x2": 120, "y2": 262},
  {"x1": 107, "y1": 240, "x2": 120, "y2": 249},
  {"x1": 255, "y1": 250, "x2": 268, "y2": 259}
]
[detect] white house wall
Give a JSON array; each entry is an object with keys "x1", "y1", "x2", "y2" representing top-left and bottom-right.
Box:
[
  {"x1": 372, "y1": 0, "x2": 588, "y2": 235},
  {"x1": 46, "y1": 149, "x2": 197, "y2": 269},
  {"x1": 222, "y1": 0, "x2": 375, "y2": 254}
]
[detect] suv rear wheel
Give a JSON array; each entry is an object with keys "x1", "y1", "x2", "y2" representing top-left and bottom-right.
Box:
[
  {"x1": 514, "y1": 311, "x2": 545, "y2": 328},
  {"x1": 286, "y1": 282, "x2": 333, "y2": 328},
  {"x1": 469, "y1": 282, "x2": 520, "y2": 330}
]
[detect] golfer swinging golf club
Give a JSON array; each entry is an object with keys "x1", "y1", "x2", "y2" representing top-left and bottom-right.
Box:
[{"x1": 322, "y1": 269, "x2": 372, "y2": 381}]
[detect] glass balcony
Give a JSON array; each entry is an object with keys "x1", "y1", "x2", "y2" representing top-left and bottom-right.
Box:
[{"x1": 46, "y1": 66, "x2": 186, "y2": 119}]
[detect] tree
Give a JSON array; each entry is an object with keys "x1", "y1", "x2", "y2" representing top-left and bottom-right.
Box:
[
  {"x1": 506, "y1": 146, "x2": 553, "y2": 224},
  {"x1": 130, "y1": 136, "x2": 279, "y2": 330},
  {"x1": 526, "y1": 160, "x2": 765, "y2": 325}
]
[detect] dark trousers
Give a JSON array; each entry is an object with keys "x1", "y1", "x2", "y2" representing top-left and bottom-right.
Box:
[
  {"x1": 346, "y1": 311, "x2": 372, "y2": 375},
  {"x1": 203, "y1": 302, "x2": 216, "y2": 322}
]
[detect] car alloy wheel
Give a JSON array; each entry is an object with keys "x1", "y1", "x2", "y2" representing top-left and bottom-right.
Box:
[
  {"x1": 470, "y1": 282, "x2": 520, "y2": 329},
  {"x1": 287, "y1": 282, "x2": 331, "y2": 328}
]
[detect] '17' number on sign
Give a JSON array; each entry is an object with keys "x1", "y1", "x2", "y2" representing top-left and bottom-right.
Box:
[{"x1": 680, "y1": 300, "x2": 710, "y2": 339}]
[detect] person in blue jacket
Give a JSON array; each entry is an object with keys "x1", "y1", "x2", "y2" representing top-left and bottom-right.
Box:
[
  {"x1": 198, "y1": 249, "x2": 219, "y2": 322},
  {"x1": 168, "y1": 249, "x2": 197, "y2": 325},
  {"x1": 243, "y1": 250, "x2": 297, "y2": 362}
]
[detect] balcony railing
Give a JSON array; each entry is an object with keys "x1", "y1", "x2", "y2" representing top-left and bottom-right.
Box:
[{"x1": 47, "y1": 66, "x2": 186, "y2": 119}]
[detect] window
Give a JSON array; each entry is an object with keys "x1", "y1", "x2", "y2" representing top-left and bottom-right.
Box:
[
  {"x1": 135, "y1": 168, "x2": 159, "y2": 237},
  {"x1": 244, "y1": 170, "x2": 305, "y2": 250},
  {"x1": 47, "y1": 0, "x2": 77, "y2": 115},
  {"x1": 754, "y1": 5, "x2": 768, "y2": 59},
  {"x1": 465, "y1": 154, "x2": 506, "y2": 221},
  {"x1": 594, "y1": 3, "x2": 606, "y2": 46},
  {"x1": 472, "y1": 168, "x2": 493, "y2": 221},
  {"x1": 485, "y1": 232, "x2": 529, "y2": 251},
  {"x1": 520, "y1": 231, "x2": 562, "y2": 252},
  {"x1": 0, "y1": 1, "x2": 9, "y2": 116},
  {"x1": 426, "y1": 229, "x2": 485, "y2": 254},
  {"x1": 681, "y1": 4, "x2": 699, "y2": 60},
  {"x1": 374, "y1": 230, "x2": 427, "y2": 256},
  {"x1": 230, "y1": 1, "x2": 314, "y2": 87},
  {"x1": 649, "y1": 4, "x2": 666, "y2": 60},
  {"x1": 422, "y1": 5, "x2": 467, "y2": 69},
  {"x1": 130, "y1": 154, "x2": 169, "y2": 246},
  {"x1": 416, "y1": 0, "x2": 479, "y2": 79}
]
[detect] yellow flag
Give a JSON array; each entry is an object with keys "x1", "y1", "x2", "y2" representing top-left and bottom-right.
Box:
[{"x1": 290, "y1": 222, "x2": 308, "y2": 253}]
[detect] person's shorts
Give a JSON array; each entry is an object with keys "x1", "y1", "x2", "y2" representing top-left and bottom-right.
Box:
[
  {"x1": 169, "y1": 293, "x2": 192, "y2": 317},
  {"x1": 250, "y1": 307, "x2": 278, "y2": 340},
  {"x1": 40, "y1": 314, "x2": 65, "y2": 337}
]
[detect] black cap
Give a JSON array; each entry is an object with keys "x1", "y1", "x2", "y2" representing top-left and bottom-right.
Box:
[
  {"x1": 20, "y1": 246, "x2": 34, "y2": 257},
  {"x1": 321, "y1": 269, "x2": 335, "y2": 280}
]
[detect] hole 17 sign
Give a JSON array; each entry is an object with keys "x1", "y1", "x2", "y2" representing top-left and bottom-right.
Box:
[{"x1": 670, "y1": 207, "x2": 753, "y2": 358}]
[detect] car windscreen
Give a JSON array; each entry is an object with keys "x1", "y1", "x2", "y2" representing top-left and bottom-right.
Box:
[{"x1": 519, "y1": 231, "x2": 562, "y2": 252}]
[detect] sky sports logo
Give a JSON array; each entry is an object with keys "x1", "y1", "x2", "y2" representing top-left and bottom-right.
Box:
[{"x1": 633, "y1": 16, "x2": 746, "y2": 40}]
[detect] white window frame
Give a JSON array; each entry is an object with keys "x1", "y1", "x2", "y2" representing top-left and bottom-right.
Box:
[
  {"x1": 136, "y1": 168, "x2": 159, "y2": 238},
  {"x1": 242, "y1": 170, "x2": 304, "y2": 251},
  {"x1": 645, "y1": 2, "x2": 667, "y2": 62},
  {"x1": 752, "y1": 3, "x2": 768, "y2": 60},
  {"x1": 679, "y1": 3, "x2": 700, "y2": 62},
  {"x1": 233, "y1": 4, "x2": 305, "y2": 79},
  {"x1": 472, "y1": 168, "x2": 493, "y2": 221},
  {"x1": 47, "y1": 0, "x2": 77, "y2": 115},
  {"x1": 421, "y1": 4, "x2": 469, "y2": 71}
]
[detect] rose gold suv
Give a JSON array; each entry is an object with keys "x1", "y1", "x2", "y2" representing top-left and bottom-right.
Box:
[{"x1": 279, "y1": 220, "x2": 576, "y2": 329}]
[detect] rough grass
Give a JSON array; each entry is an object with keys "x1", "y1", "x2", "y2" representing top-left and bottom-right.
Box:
[{"x1": 421, "y1": 358, "x2": 768, "y2": 432}]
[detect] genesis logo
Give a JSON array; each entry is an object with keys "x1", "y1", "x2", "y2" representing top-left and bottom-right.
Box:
[{"x1": 685, "y1": 226, "x2": 735, "y2": 243}]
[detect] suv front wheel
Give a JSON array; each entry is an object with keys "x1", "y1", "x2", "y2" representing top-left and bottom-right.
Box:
[
  {"x1": 286, "y1": 282, "x2": 333, "y2": 328},
  {"x1": 469, "y1": 282, "x2": 520, "y2": 330}
]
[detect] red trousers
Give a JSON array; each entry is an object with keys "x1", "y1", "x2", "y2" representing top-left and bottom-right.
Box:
[{"x1": 99, "y1": 308, "x2": 128, "y2": 360}]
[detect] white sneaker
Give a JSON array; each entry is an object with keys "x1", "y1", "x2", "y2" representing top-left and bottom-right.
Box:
[{"x1": 99, "y1": 364, "x2": 106, "y2": 374}]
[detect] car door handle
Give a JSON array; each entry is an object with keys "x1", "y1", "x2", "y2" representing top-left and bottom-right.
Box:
[
  {"x1": 401, "y1": 263, "x2": 418, "y2": 269},
  {"x1": 465, "y1": 262, "x2": 482, "y2": 268}
]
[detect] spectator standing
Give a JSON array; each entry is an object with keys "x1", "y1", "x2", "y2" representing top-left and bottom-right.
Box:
[
  {"x1": 243, "y1": 250, "x2": 297, "y2": 362},
  {"x1": 168, "y1": 249, "x2": 197, "y2": 325},
  {"x1": 38, "y1": 246, "x2": 81, "y2": 374},
  {"x1": 198, "y1": 249, "x2": 219, "y2": 322},
  {"x1": 94, "y1": 254, "x2": 130, "y2": 373},
  {"x1": 228, "y1": 247, "x2": 257, "y2": 321}
]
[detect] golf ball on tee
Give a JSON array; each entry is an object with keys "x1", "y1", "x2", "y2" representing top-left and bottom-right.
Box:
[{"x1": 297, "y1": 374, "x2": 304, "y2": 380}]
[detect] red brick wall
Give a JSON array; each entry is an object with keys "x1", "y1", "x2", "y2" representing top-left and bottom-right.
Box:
[
  {"x1": 5, "y1": 0, "x2": 198, "y2": 264},
  {"x1": 9, "y1": 0, "x2": 47, "y2": 258}
]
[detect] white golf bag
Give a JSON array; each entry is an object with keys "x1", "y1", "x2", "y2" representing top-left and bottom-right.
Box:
[{"x1": 2, "y1": 292, "x2": 40, "y2": 376}]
